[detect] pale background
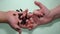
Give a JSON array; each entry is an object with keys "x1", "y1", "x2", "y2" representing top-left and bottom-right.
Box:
[{"x1": 0, "y1": 0, "x2": 60, "y2": 34}]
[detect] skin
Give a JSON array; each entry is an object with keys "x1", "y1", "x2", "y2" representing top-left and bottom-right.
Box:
[
  {"x1": 0, "y1": 9, "x2": 30, "y2": 34},
  {"x1": 6, "y1": 11, "x2": 21, "y2": 32},
  {"x1": 19, "y1": 1, "x2": 51, "y2": 30},
  {"x1": 0, "y1": 1, "x2": 60, "y2": 34},
  {"x1": 0, "y1": 11, "x2": 8, "y2": 23},
  {"x1": 27, "y1": 1, "x2": 60, "y2": 30},
  {"x1": 0, "y1": 10, "x2": 23, "y2": 34},
  {"x1": 19, "y1": 1, "x2": 60, "y2": 30},
  {"x1": 33, "y1": 1, "x2": 60, "y2": 24},
  {"x1": 0, "y1": 1, "x2": 50, "y2": 34}
]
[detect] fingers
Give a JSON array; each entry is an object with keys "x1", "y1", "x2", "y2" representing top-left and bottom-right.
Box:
[
  {"x1": 19, "y1": 24, "x2": 27, "y2": 28},
  {"x1": 19, "y1": 31, "x2": 21, "y2": 34},
  {"x1": 33, "y1": 9, "x2": 43, "y2": 17},
  {"x1": 34, "y1": 1, "x2": 46, "y2": 9},
  {"x1": 32, "y1": 15, "x2": 40, "y2": 24},
  {"x1": 15, "y1": 8, "x2": 41, "y2": 31},
  {"x1": 26, "y1": 17, "x2": 38, "y2": 30},
  {"x1": 10, "y1": 23, "x2": 21, "y2": 32},
  {"x1": 20, "y1": 9, "x2": 28, "y2": 18},
  {"x1": 28, "y1": 18, "x2": 35, "y2": 30},
  {"x1": 26, "y1": 19, "x2": 33, "y2": 30},
  {"x1": 27, "y1": 13, "x2": 33, "y2": 19},
  {"x1": 26, "y1": 17, "x2": 37, "y2": 30},
  {"x1": 34, "y1": 1, "x2": 47, "y2": 17},
  {"x1": 12, "y1": 24, "x2": 22, "y2": 34}
]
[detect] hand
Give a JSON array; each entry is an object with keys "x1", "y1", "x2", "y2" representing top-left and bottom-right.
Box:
[
  {"x1": 32, "y1": 1, "x2": 52, "y2": 24},
  {"x1": 18, "y1": 9, "x2": 38, "y2": 30},
  {"x1": 27, "y1": 1, "x2": 54, "y2": 29},
  {"x1": 6, "y1": 10, "x2": 21, "y2": 32},
  {"x1": 18, "y1": 10, "x2": 44, "y2": 30}
]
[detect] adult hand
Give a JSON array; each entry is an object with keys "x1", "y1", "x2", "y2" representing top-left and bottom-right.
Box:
[{"x1": 26, "y1": 1, "x2": 54, "y2": 30}]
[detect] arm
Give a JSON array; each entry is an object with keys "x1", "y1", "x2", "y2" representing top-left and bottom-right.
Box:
[
  {"x1": 0, "y1": 11, "x2": 8, "y2": 23},
  {"x1": 49, "y1": 5, "x2": 60, "y2": 19}
]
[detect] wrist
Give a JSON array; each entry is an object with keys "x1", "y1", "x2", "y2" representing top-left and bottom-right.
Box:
[
  {"x1": 50, "y1": 6, "x2": 60, "y2": 19},
  {"x1": 46, "y1": 5, "x2": 60, "y2": 20},
  {"x1": 0, "y1": 11, "x2": 8, "y2": 23}
]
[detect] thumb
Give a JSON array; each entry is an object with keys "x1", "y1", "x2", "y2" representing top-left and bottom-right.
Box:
[{"x1": 34, "y1": 1, "x2": 46, "y2": 9}]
